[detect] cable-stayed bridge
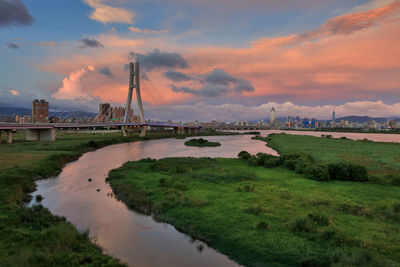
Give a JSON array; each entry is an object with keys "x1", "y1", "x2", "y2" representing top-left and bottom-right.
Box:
[{"x1": 0, "y1": 62, "x2": 201, "y2": 143}]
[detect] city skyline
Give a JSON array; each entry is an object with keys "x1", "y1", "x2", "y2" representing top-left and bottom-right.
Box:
[{"x1": 1, "y1": 0, "x2": 400, "y2": 121}]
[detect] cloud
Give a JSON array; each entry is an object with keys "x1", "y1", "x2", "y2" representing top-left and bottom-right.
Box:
[
  {"x1": 146, "y1": 100, "x2": 400, "y2": 122},
  {"x1": 163, "y1": 70, "x2": 191, "y2": 82},
  {"x1": 83, "y1": 0, "x2": 134, "y2": 24},
  {"x1": 6, "y1": 42, "x2": 19, "y2": 49},
  {"x1": 9, "y1": 89, "x2": 19, "y2": 96},
  {"x1": 130, "y1": 49, "x2": 189, "y2": 71},
  {"x1": 0, "y1": 0, "x2": 33, "y2": 27},
  {"x1": 170, "y1": 69, "x2": 254, "y2": 97},
  {"x1": 51, "y1": 66, "x2": 95, "y2": 101},
  {"x1": 205, "y1": 69, "x2": 236, "y2": 85},
  {"x1": 98, "y1": 66, "x2": 112, "y2": 77},
  {"x1": 252, "y1": 1, "x2": 400, "y2": 48},
  {"x1": 171, "y1": 84, "x2": 229, "y2": 97},
  {"x1": 79, "y1": 38, "x2": 104, "y2": 48},
  {"x1": 128, "y1": 26, "x2": 168, "y2": 34}
]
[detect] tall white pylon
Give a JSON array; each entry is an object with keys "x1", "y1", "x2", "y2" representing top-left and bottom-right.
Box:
[{"x1": 123, "y1": 61, "x2": 146, "y2": 136}]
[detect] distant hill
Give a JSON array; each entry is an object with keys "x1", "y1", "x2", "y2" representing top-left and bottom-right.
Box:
[
  {"x1": 0, "y1": 106, "x2": 31, "y2": 116},
  {"x1": 334, "y1": 116, "x2": 396, "y2": 123}
]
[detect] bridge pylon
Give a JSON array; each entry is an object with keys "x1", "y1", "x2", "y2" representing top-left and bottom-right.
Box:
[{"x1": 123, "y1": 61, "x2": 146, "y2": 137}]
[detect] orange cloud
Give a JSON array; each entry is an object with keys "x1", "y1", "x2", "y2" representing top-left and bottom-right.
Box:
[
  {"x1": 84, "y1": 0, "x2": 135, "y2": 24},
  {"x1": 252, "y1": 1, "x2": 400, "y2": 48}
]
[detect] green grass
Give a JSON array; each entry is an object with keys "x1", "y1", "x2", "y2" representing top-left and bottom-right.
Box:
[
  {"x1": 263, "y1": 134, "x2": 400, "y2": 179},
  {"x1": 107, "y1": 157, "x2": 400, "y2": 266},
  {"x1": 184, "y1": 138, "x2": 221, "y2": 147}
]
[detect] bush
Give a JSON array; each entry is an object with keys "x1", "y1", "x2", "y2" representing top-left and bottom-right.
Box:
[
  {"x1": 247, "y1": 156, "x2": 258, "y2": 166},
  {"x1": 304, "y1": 163, "x2": 330, "y2": 181},
  {"x1": 238, "y1": 151, "x2": 251, "y2": 160},
  {"x1": 281, "y1": 154, "x2": 314, "y2": 171},
  {"x1": 255, "y1": 221, "x2": 270, "y2": 230},
  {"x1": 389, "y1": 175, "x2": 400, "y2": 186},
  {"x1": 292, "y1": 213, "x2": 329, "y2": 233},
  {"x1": 256, "y1": 153, "x2": 268, "y2": 165},
  {"x1": 246, "y1": 205, "x2": 267, "y2": 215},
  {"x1": 237, "y1": 184, "x2": 256, "y2": 192},
  {"x1": 328, "y1": 162, "x2": 368, "y2": 181},
  {"x1": 262, "y1": 154, "x2": 281, "y2": 168}
]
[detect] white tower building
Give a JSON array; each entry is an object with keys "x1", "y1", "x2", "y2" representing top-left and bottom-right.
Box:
[{"x1": 270, "y1": 107, "x2": 276, "y2": 122}]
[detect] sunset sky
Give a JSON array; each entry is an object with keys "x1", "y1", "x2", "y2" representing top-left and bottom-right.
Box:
[{"x1": 1, "y1": 0, "x2": 400, "y2": 121}]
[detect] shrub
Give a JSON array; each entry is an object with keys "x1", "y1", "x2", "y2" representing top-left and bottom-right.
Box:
[
  {"x1": 255, "y1": 221, "x2": 270, "y2": 230},
  {"x1": 238, "y1": 151, "x2": 251, "y2": 160},
  {"x1": 348, "y1": 163, "x2": 368, "y2": 182},
  {"x1": 390, "y1": 175, "x2": 400, "y2": 186},
  {"x1": 159, "y1": 178, "x2": 170, "y2": 187},
  {"x1": 246, "y1": 205, "x2": 267, "y2": 215},
  {"x1": 292, "y1": 213, "x2": 329, "y2": 233},
  {"x1": 263, "y1": 155, "x2": 281, "y2": 168},
  {"x1": 256, "y1": 153, "x2": 268, "y2": 165},
  {"x1": 281, "y1": 154, "x2": 314, "y2": 171},
  {"x1": 247, "y1": 156, "x2": 258, "y2": 166},
  {"x1": 237, "y1": 184, "x2": 256, "y2": 192},
  {"x1": 328, "y1": 162, "x2": 350, "y2": 180},
  {"x1": 328, "y1": 162, "x2": 368, "y2": 181},
  {"x1": 304, "y1": 163, "x2": 330, "y2": 181},
  {"x1": 172, "y1": 182, "x2": 188, "y2": 191}
]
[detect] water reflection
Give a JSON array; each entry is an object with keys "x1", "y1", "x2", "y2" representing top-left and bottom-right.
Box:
[{"x1": 30, "y1": 135, "x2": 274, "y2": 267}]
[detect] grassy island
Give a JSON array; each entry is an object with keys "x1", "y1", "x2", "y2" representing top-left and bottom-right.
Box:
[
  {"x1": 107, "y1": 156, "x2": 400, "y2": 266},
  {"x1": 184, "y1": 138, "x2": 221, "y2": 147}
]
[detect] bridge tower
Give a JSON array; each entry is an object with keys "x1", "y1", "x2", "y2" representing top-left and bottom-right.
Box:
[{"x1": 123, "y1": 61, "x2": 146, "y2": 137}]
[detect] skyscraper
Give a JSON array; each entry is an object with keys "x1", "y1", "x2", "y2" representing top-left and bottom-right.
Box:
[
  {"x1": 332, "y1": 110, "x2": 336, "y2": 122},
  {"x1": 32, "y1": 99, "x2": 49, "y2": 123},
  {"x1": 270, "y1": 107, "x2": 276, "y2": 122}
]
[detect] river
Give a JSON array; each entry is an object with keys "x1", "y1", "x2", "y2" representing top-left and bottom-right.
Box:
[
  {"x1": 29, "y1": 131, "x2": 400, "y2": 266},
  {"x1": 29, "y1": 135, "x2": 276, "y2": 267}
]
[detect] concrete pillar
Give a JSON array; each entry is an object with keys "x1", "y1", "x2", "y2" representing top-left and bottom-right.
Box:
[
  {"x1": 0, "y1": 131, "x2": 2, "y2": 144},
  {"x1": 26, "y1": 129, "x2": 56, "y2": 141},
  {"x1": 26, "y1": 129, "x2": 39, "y2": 141},
  {"x1": 139, "y1": 125, "x2": 147, "y2": 137},
  {"x1": 183, "y1": 128, "x2": 189, "y2": 134},
  {"x1": 7, "y1": 131, "x2": 13, "y2": 144}
]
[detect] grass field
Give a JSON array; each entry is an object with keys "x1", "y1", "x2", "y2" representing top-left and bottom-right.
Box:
[
  {"x1": 264, "y1": 134, "x2": 400, "y2": 180},
  {"x1": 107, "y1": 157, "x2": 400, "y2": 266}
]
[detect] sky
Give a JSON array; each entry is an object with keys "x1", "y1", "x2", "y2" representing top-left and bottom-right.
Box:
[{"x1": 0, "y1": 0, "x2": 400, "y2": 121}]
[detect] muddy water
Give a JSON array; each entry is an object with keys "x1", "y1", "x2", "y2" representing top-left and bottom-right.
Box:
[{"x1": 30, "y1": 135, "x2": 276, "y2": 266}]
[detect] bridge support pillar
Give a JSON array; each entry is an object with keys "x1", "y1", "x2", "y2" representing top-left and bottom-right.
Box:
[
  {"x1": 139, "y1": 126, "x2": 147, "y2": 137},
  {"x1": 26, "y1": 129, "x2": 56, "y2": 141},
  {"x1": 7, "y1": 131, "x2": 13, "y2": 144},
  {"x1": 122, "y1": 127, "x2": 129, "y2": 137}
]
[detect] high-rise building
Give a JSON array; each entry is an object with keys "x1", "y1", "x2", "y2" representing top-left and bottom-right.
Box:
[
  {"x1": 32, "y1": 99, "x2": 49, "y2": 123},
  {"x1": 270, "y1": 107, "x2": 276, "y2": 122},
  {"x1": 332, "y1": 110, "x2": 336, "y2": 122},
  {"x1": 99, "y1": 103, "x2": 111, "y2": 117}
]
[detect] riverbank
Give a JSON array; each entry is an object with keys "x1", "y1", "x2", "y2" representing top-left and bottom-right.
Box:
[
  {"x1": 0, "y1": 130, "x2": 234, "y2": 265},
  {"x1": 262, "y1": 134, "x2": 400, "y2": 184},
  {"x1": 107, "y1": 157, "x2": 400, "y2": 266}
]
